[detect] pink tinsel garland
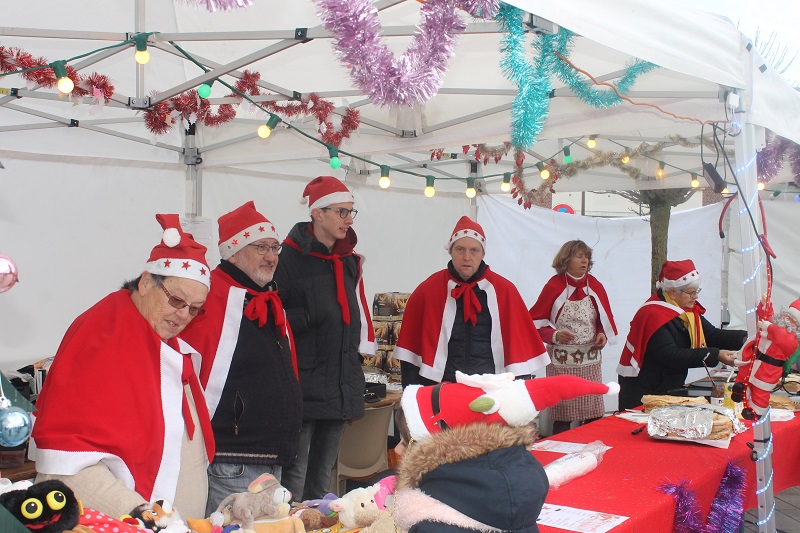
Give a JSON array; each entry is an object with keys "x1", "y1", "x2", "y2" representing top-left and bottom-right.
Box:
[{"x1": 315, "y1": 0, "x2": 498, "y2": 107}]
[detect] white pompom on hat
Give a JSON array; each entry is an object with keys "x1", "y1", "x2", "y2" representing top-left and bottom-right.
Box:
[
  {"x1": 217, "y1": 201, "x2": 280, "y2": 260},
  {"x1": 144, "y1": 214, "x2": 211, "y2": 288},
  {"x1": 300, "y1": 176, "x2": 354, "y2": 213},
  {"x1": 786, "y1": 297, "x2": 800, "y2": 327}
]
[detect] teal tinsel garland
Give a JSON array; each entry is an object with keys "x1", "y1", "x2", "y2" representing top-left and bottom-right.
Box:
[
  {"x1": 552, "y1": 29, "x2": 658, "y2": 109},
  {"x1": 497, "y1": 4, "x2": 554, "y2": 150}
]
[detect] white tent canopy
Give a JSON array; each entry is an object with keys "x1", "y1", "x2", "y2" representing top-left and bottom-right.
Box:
[{"x1": 2, "y1": 1, "x2": 799, "y2": 366}]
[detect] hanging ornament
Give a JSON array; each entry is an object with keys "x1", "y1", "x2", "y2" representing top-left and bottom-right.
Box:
[
  {"x1": 314, "y1": 0, "x2": 498, "y2": 107},
  {"x1": 0, "y1": 376, "x2": 31, "y2": 447},
  {"x1": 0, "y1": 255, "x2": 19, "y2": 293},
  {"x1": 757, "y1": 130, "x2": 800, "y2": 186}
]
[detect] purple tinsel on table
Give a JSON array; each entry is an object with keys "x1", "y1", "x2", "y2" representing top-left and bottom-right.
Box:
[
  {"x1": 658, "y1": 480, "x2": 704, "y2": 533},
  {"x1": 315, "y1": 0, "x2": 498, "y2": 107},
  {"x1": 180, "y1": 0, "x2": 252, "y2": 12},
  {"x1": 704, "y1": 461, "x2": 746, "y2": 533}
]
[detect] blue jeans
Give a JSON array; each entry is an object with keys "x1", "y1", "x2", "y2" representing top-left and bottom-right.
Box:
[
  {"x1": 205, "y1": 462, "x2": 282, "y2": 517},
  {"x1": 281, "y1": 419, "x2": 346, "y2": 501}
]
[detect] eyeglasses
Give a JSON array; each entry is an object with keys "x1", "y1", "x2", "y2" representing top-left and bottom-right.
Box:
[
  {"x1": 160, "y1": 284, "x2": 206, "y2": 316},
  {"x1": 320, "y1": 207, "x2": 358, "y2": 219},
  {"x1": 682, "y1": 288, "x2": 702, "y2": 298},
  {"x1": 247, "y1": 243, "x2": 282, "y2": 255}
]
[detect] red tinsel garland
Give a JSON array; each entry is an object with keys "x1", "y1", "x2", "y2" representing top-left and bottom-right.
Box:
[{"x1": 0, "y1": 45, "x2": 114, "y2": 102}]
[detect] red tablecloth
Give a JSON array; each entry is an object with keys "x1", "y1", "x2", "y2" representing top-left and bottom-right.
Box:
[{"x1": 533, "y1": 414, "x2": 800, "y2": 532}]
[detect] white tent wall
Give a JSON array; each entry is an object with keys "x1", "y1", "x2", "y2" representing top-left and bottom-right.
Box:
[
  {"x1": 0, "y1": 157, "x2": 467, "y2": 370},
  {"x1": 477, "y1": 195, "x2": 725, "y2": 414}
]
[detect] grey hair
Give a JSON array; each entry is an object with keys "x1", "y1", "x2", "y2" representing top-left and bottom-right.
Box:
[{"x1": 121, "y1": 272, "x2": 166, "y2": 291}]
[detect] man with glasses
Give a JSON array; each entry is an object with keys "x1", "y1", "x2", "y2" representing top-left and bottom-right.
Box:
[
  {"x1": 181, "y1": 201, "x2": 302, "y2": 514},
  {"x1": 30, "y1": 214, "x2": 214, "y2": 520},
  {"x1": 617, "y1": 259, "x2": 747, "y2": 410},
  {"x1": 395, "y1": 216, "x2": 549, "y2": 387},
  {"x1": 275, "y1": 176, "x2": 376, "y2": 501}
]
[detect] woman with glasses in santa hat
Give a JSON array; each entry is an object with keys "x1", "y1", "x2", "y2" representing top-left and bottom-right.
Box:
[{"x1": 616, "y1": 259, "x2": 747, "y2": 411}]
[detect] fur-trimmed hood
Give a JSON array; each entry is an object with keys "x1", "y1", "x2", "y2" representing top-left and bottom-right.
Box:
[{"x1": 394, "y1": 423, "x2": 548, "y2": 533}]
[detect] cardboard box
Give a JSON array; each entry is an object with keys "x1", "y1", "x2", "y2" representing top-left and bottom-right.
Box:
[
  {"x1": 373, "y1": 292, "x2": 411, "y2": 318},
  {"x1": 373, "y1": 321, "x2": 395, "y2": 347}
]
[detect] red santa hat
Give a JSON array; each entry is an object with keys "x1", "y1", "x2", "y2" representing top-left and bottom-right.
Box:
[
  {"x1": 445, "y1": 216, "x2": 487, "y2": 251},
  {"x1": 218, "y1": 201, "x2": 280, "y2": 260},
  {"x1": 300, "y1": 176, "x2": 354, "y2": 212},
  {"x1": 656, "y1": 259, "x2": 701, "y2": 289},
  {"x1": 144, "y1": 214, "x2": 210, "y2": 288},
  {"x1": 401, "y1": 372, "x2": 619, "y2": 442},
  {"x1": 786, "y1": 297, "x2": 800, "y2": 327}
]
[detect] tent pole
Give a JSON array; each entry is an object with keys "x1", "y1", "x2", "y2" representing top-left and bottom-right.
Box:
[
  {"x1": 184, "y1": 123, "x2": 202, "y2": 217},
  {"x1": 134, "y1": 0, "x2": 145, "y2": 99},
  {"x1": 735, "y1": 120, "x2": 774, "y2": 533}
]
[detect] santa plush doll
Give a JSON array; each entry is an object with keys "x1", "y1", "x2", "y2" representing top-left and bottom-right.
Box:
[{"x1": 732, "y1": 297, "x2": 800, "y2": 419}]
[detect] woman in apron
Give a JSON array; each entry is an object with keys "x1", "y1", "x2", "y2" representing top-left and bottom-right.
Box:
[{"x1": 529, "y1": 240, "x2": 618, "y2": 434}]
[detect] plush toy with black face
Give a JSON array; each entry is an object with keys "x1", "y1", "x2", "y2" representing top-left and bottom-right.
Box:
[{"x1": 0, "y1": 480, "x2": 81, "y2": 533}]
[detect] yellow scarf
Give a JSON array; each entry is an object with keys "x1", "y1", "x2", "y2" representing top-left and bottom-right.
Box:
[{"x1": 664, "y1": 292, "x2": 706, "y2": 348}]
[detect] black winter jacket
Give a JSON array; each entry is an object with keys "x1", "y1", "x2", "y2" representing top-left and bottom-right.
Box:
[
  {"x1": 274, "y1": 221, "x2": 367, "y2": 421},
  {"x1": 209, "y1": 261, "x2": 303, "y2": 466},
  {"x1": 618, "y1": 290, "x2": 746, "y2": 410}
]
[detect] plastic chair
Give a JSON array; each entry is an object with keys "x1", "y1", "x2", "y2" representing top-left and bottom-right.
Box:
[{"x1": 332, "y1": 403, "x2": 394, "y2": 495}]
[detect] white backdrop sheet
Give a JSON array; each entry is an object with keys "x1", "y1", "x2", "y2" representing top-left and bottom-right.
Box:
[{"x1": 477, "y1": 195, "x2": 725, "y2": 410}]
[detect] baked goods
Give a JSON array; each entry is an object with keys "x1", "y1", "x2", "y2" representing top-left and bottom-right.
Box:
[
  {"x1": 641, "y1": 394, "x2": 709, "y2": 413},
  {"x1": 705, "y1": 412, "x2": 734, "y2": 440},
  {"x1": 769, "y1": 393, "x2": 795, "y2": 411}
]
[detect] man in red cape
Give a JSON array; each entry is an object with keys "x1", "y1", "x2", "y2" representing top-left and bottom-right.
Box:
[
  {"x1": 181, "y1": 201, "x2": 302, "y2": 515},
  {"x1": 30, "y1": 214, "x2": 214, "y2": 520},
  {"x1": 395, "y1": 216, "x2": 549, "y2": 386}
]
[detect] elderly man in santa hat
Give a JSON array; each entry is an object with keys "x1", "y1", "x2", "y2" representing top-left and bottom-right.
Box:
[
  {"x1": 275, "y1": 176, "x2": 376, "y2": 501},
  {"x1": 395, "y1": 216, "x2": 549, "y2": 388},
  {"x1": 181, "y1": 201, "x2": 302, "y2": 515},
  {"x1": 30, "y1": 214, "x2": 214, "y2": 520},
  {"x1": 617, "y1": 259, "x2": 747, "y2": 411}
]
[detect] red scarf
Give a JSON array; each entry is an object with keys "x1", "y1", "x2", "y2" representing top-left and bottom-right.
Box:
[
  {"x1": 244, "y1": 289, "x2": 287, "y2": 333},
  {"x1": 451, "y1": 281, "x2": 482, "y2": 325},
  {"x1": 31, "y1": 290, "x2": 214, "y2": 502}
]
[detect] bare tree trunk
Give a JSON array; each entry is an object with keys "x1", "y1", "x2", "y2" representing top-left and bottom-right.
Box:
[{"x1": 649, "y1": 199, "x2": 671, "y2": 293}]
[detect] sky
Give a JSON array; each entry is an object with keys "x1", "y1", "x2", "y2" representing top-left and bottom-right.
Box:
[{"x1": 672, "y1": 0, "x2": 800, "y2": 86}]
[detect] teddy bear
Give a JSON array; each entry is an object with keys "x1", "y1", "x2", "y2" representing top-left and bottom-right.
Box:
[
  {"x1": 290, "y1": 507, "x2": 339, "y2": 531},
  {"x1": 213, "y1": 473, "x2": 292, "y2": 533},
  {"x1": 299, "y1": 493, "x2": 338, "y2": 517},
  {"x1": 328, "y1": 486, "x2": 379, "y2": 530}
]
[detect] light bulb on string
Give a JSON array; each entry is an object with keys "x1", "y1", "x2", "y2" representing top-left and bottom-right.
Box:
[
  {"x1": 50, "y1": 61, "x2": 74, "y2": 94},
  {"x1": 424, "y1": 175, "x2": 436, "y2": 198},
  {"x1": 257, "y1": 114, "x2": 281, "y2": 139},
  {"x1": 133, "y1": 33, "x2": 150, "y2": 65},
  {"x1": 466, "y1": 177, "x2": 477, "y2": 199},
  {"x1": 757, "y1": 181, "x2": 766, "y2": 191},
  {"x1": 197, "y1": 80, "x2": 214, "y2": 99},
  {"x1": 587, "y1": 135, "x2": 597, "y2": 149},
  {"x1": 621, "y1": 154, "x2": 630, "y2": 164},
  {"x1": 327, "y1": 145, "x2": 342, "y2": 169},
  {"x1": 379, "y1": 165, "x2": 391, "y2": 189},
  {"x1": 722, "y1": 187, "x2": 729, "y2": 195},
  {"x1": 500, "y1": 172, "x2": 512, "y2": 193},
  {"x1": 536, "y1": 162, "x2": 550, "y2": 180},
  {"x1": 563, "y1": 146, "x2": 572, "y2": 164},
  {"x1": 691, "y1": 173, "x2": 700, "y2": 188},
  {"x1": 656, "y1": 161, "x2": 665, "y2": 179}
]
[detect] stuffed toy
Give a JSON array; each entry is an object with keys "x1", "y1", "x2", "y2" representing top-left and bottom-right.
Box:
[
  {"x1": 290, "y1": 507, "x2": 339, "y2": 531},
  {"x1": 329, "y1": 486, "x2": 379, "y2": 530},
  {"x1": 732, "y1": 298, "x2": 800, "y2": 419},
  {"x1": 127, "y1": 499, "x2": 189, "y2": 533},
  {"x1": 300, "y1": 492, "x2": 338, "y2": 517},
  {"x1": 214, "y1": 473, "x2": 292, "y2": 533},
  {"x1": 0, "y1": 479, "x2": 141, "y2": 533},
  {"x1": 186, "y1": 514, "x2": 305, "y2": 533},
  {"x1": 371, "y1": 477, "x2": 396, "y2": 511},
  {"x1": 351, "y1": 507, "x2": 396, "y2": 533}
]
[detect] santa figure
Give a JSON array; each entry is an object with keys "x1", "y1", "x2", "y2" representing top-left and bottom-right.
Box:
[{"x1": 732, "y1": 297, "x2": 800, "y2": 419}]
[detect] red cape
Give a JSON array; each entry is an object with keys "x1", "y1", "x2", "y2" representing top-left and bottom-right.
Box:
[
  {"x1": 30, "y1": 290, "x2": 213, "y2": 502},
  {"x1": 528, "y1": 273, "x2": 617, "y2": 341},
  {"x1": 394, "y1": 267, "x2": 549, "y2": 382},
  {"x1": 181, "y1": 267, "x2": 298, "y2": 419},
  {"x1": 616, "y1": 293, "x2": 686, "y2": 377}
]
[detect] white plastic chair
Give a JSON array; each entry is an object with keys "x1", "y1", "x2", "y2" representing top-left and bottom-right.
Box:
[{"x1": 331, "y1": 404, "x2": 394, "y2": 495}]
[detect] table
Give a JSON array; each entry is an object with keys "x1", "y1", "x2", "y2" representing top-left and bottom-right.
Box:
[{"x1": 532, "y1": 413, "x2": 800, "y2": 532}]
